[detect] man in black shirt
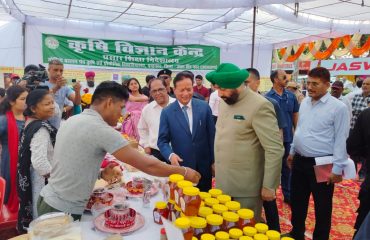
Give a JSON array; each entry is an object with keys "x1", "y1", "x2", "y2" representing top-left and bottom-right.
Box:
[{"x1": 347, "y1": 108, "x2": 370, "y2": 238}]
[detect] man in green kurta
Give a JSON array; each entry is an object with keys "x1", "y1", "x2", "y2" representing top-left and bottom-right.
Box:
[{"x1": 206, "y1": 63, "x2": 284, "y2": 221}]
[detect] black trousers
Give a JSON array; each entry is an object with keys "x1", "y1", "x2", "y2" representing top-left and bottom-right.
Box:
[
  {"x1": 150, "y1": 148, "x2": 169, "y2": 164},
  {"x1": 290, "y1": 154, "x2": 334, "y2": 240},
  {"x1": 263, "y1": 199, "x2": 280, "y2": 231},
  {"x1": 354, "y1": 180, "x2": 370, "y2": 237}
]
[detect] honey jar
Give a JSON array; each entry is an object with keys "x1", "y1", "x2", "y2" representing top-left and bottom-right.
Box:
[
  {"x1": 225, "y1": 201, "x2": 240, "y2": 213},
  {"x1": 254, "y1": 234, "x2": 268, "y2": 240},
  {"x1": 217, "y1": 194, "x2": 231, "y2": 204},
  {"x1": 181, "y1": 187, "x2": 201, "y2": 216},
  {"x1": 222, "y1": 211, "x2": 239, "y2": 231},
  {"x1": 205, "y1": 198, "x2": 219, "y2": 208},
  {"x1": 198, "y1": 206, "x2": 213, "y2": 218},
  {"x1": 243, "y1": 226, "x2": 257, "y2": 237},
  {"x1": 206, "y1": 214, "x2": 223, "y2": 234},
  {"x1": 255, "y1": 223, "x2": 268, "y2": 234},
  {"x1": 228, "y1": 228, "x2": 243, "y2": 240},
  {"x1": 237, "y1": 208, "x2": 255, "y2": 228},
  {"x1": 265, "y1": 230, "x2": 280, "y2": 240},
  {"x1": 175, "y1": 180, "x2": 193, "y2": 206},
  {"x1": 201, "y1": 233, "x2": 216, "y2": 240},
  {"x1": 199, "y1": 192, "x2": 212, "y2": 200},
  {"x1": 208, "y1": 189, "x2": 223, "y2": 198},
  {"x1": 167, "y1": 174, "x2": 184, "y2": 202},
  {"x1": 175, "y1": 217, "x2": 194, "y2": 240},
  {"x1": 153, "y1": 201, "x2": 169, "y2": 224},
  {"x1": 215, "y1": 231, "x2": 229, "y2": 240},
  {"x1": 190, "y1": 216, "x2": 207, "y2": 239},
  {"x1": 212, "y1": 204, "x2": 228, "y2": 215}
]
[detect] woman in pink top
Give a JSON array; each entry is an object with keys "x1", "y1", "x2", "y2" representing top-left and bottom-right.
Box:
[{"x1": 121, "y1": 78, "x2": 148, "y2": 140}]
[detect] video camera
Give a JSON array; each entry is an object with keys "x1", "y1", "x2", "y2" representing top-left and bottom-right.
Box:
[{"x1": 22, "y1": 64, "x2": 49, "y2": 90}]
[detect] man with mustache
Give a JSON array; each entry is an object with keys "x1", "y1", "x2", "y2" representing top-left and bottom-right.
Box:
[{"x1": 206, "y1": 63, "x2": 284, "y2": 222}]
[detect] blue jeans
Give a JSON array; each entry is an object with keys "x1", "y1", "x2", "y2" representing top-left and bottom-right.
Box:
[{"x1": 281, "y1": 142, "x2": 291, "y2": 201}]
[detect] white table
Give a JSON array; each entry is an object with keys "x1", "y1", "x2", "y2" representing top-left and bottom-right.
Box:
[{"x1": 80, "y1": 170, "x2": 165, "y2": 240}]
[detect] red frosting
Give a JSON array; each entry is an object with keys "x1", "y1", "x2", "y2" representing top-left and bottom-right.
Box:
[{"x1": 104, "y1": 208, "x2": 136, "y2": 229}]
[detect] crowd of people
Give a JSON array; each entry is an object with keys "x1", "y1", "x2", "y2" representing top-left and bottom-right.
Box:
[{"x1": 0, "y1": 60, "x2": 369, "y2": 240}]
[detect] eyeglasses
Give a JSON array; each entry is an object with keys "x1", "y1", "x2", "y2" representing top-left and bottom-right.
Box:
[{"x1": 150, "y1": 87, "x2": 166, "y2": 94}]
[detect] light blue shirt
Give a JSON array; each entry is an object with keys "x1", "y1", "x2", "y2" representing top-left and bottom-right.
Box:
[
  {"x1": 43, "y1": 81, "x2": 74, "y2": 110},
  {"x1": 290, "y1": 92, "x2": 349, "y2": 175}
]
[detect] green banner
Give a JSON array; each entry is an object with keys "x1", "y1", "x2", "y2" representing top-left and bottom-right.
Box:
[{"x1": 42, "y1": 34, "x2": 220, "y2": 70}]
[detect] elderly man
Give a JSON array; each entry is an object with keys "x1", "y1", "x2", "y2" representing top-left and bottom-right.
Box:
[
  {"x1": 138, "y1": 78, "x2": 175, "y2": 163},
  {"x1": 81, "y1": 71, "x2": 97, "y2": 94},
  {"x1": 330, "y1": 80, "x2": 352, "y2": 122},
  {"x1": 206, "y1": 63, "x2": 284, "y2": 221}
]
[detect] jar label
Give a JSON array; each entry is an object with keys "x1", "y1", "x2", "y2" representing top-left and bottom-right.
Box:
[
  {"x1": 180, "y1": 197, "x2": 186, "y2": 213},
  {"x1": 165, "y1": 184, "x2": 171, "y2": 200},
  {"x1": 171, "y1": 211, "x2": 176, "y2": 222},
  {"x1": 175, "y1": 190, "x2": 179, "y2": 205},
  {"x1": 153, "y1": 211, "x2": 161, "y2": 223}
]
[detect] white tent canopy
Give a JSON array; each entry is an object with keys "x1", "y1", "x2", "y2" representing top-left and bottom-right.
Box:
[{"x1": 0, "y1": 0, "x2": 369, "y2": 75}]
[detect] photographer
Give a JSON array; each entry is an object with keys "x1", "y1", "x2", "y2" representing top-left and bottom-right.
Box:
[{"x1": 43, "y1": 59, "x2": 81, "y2": 128}]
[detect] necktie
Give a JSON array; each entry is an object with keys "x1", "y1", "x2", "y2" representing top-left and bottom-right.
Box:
[{"x1": 182, "y1": 106, "x2": 190, "y2": 128}]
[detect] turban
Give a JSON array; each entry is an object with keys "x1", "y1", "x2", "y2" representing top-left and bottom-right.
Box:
[
  {"x1": 85, "y1": 71, "x2": 95, "y2": 78},
  {"x1": 206, "y1": 63, "x2": 249, "y2": 89}
]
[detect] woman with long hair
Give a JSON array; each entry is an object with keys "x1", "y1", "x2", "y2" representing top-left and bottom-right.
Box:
[
  {"x1": 0, "y1": 85, "x2": 28, "y2": 213},
  {"x1": 121, "y1": 78, "x2": 148, "y2": 140},
  {"x1": 17, "y1": 89, "x2": 57, "y2": 233}
]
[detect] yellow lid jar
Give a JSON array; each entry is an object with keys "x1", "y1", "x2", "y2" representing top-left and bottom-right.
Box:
[
  {"x1": 213, "y1": 204, "x2": 228, "y2": 215},
  {"x1": 199, "y1": 192, "x2": 212, "y2": 200},
  {"x1": 168, "y1": 174, "x2": 184, "y2": 202},
  {"x1": 240, "y1": 236, "x2": 254, "y2": 240},
  {"x1": 198, "y1": 206, "x2": 213, "y2": 218},
  {"x1": 174, "y1": 217, "x2": 193, "y2": 240},
  {"x1": 190, "y1": 217, "x2": 207, "y2": 239},
  {"x1": 228, "y1": 228, "x2": 243, "y2": 240},
  {"x1": 181, "y1": 186, "x2": 201, "y2": 217},
  {"x1": 254, "y1": 233, "x2": 268, "y2": 240},
  {"x1": 281, "y1": 237, "x2": 295, "y2": 240},
  {"x1": 205, "y1": 198, "x2": 220, "y2": 208},
  {"x1": 243, "y1": 226, "x2": 257, "y2": 237},
  {"x1": 201, "y1": 233, "x2": 216, "y2": 240},
  {"x1": 215, "y1": 231, "x2": 229, "y2": 240},
  {"x1": 209, "y1": 189, "x2": 223, "y2": 198},
  {"x1": 237, "y1": 208, "x2": 255, "y2": 229},
  {"x1": 175, "y1": 180, "x2": 193, "y2": 206},
  {"x1": 265, "y1": 230, "x2": 280, "y2": 240},
  {"x1": 206, "y1": 214, "x2": 223, "y2": 234},
  {"x1": 222, "y1": 211, "x2": 239, "y2": 231},
  {"x1": 225, "y1": 201, "x2": 241, "y2": 212},
  {"x1": 255, "y1": 223, "x2": 269, "y2": 234},
  {"x1": 217, "y1": 194, "x2": 232, "y2": 204}
]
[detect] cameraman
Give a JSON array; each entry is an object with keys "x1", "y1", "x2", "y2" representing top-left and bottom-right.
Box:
[{"x1": 43, "y1": 59, "x2": 81, "y2": 128}]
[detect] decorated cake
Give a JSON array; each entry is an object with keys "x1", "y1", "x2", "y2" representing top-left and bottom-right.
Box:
[
  {"x1": 125, "y1": 178, "x2": 145, "y2": 194},
  {"x1": 104, "y1": 204, "x2": 137, "y2": 229},
  {"x1": 86, "y1": 188, "x2": 114, "y2": 210}
]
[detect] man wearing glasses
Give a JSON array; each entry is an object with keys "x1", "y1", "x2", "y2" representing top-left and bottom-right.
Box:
[
  {"x1": 265, "y1": 70, "x2": 299, "y2": 206},
  {"x1": 157, "y1": 69, "x2": 175, "y2": 97},
  {"x1": 138, "y1": 78, "x2": 175, "y2": 163}
]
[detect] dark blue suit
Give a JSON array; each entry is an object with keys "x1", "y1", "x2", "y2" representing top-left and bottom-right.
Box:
[{"x1": 158, "y1": 99, "x2": 215, "y2": 191}]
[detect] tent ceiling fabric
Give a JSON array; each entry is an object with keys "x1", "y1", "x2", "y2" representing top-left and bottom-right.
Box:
[{"x1": 3, "y1": 0, "x2": 370, "y2": 46}]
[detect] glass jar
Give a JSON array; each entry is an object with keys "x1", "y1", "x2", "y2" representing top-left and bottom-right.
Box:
[
  {"x1": 243, "y1": 226, "x2": 257, "y2": 237},
  {"x1": 240, "y1": 236, "x2": 253, "y2": 240},
  {"x1": 153, "y1": 201, "x2": 169, "y2": 225},
  {"x1": 254, "y1": 234, "x2": 268, "y2": 240},
  {"x1": 255, "y1": 223, "x2": 268, "y2": 234},
  {"x1": 175, "y1": 180, "x2": 193, "y2": 206},
  {"x1": 265, "y1": 230, "x2": 280, "y2": 240},
  {"x1": 170, "y1": 204, "x2": 182, "y2": 222},
  {"x1": 222, "y1": 211, "x2": 239, "y2": 231},
  {"x1": 190, "y1": 217, "x2": 207, "y2": 239},
  {"x1": 225, "y1": 201, "x2": 240, "y2": 213},
  {"x1": 201, "y1": 233, "x2": 216, "y2": 240},
  {"x1": 228, "y1": 228, "x2": 243, "y2": 240},
  {"x1": 237, "y1": 208, "x2": 255, "y2": 229},
  {"x1": 212, "y1": 204, "x2": 228, "y2": 215},
  {"x1": 199, "y1": 192, "x2": 212, "y2": 201},
  {"x1": 205, "y1": 198, "x2": 219, "y2": 208},
  {"x1": 215, "y1": 231, "x2": 229, "y2": 240},
  {"x1": 167, "y1": 174, "x2": 184, "y2": 202},
  {"x1": 175, "y1": 217, "x2": 194, "y2": 240},
  {"x1": 206, "y1": 214, "x2": 223, "y2": 234},
  {"x1": 198, "y1": 206, "x2": 213, "y2": 218},
  {"x1": 217, "y1": 194, "x2": 231, "y2": 205},
  {"x1": 208, "y1": 189, "x2": 223, "y2": 198},
  {"x1": 181, "y1": 187, "x2": 201, "y2": 216},
  {"x1": 281, "y1": 237, "x2": 294, "y2": 240}
]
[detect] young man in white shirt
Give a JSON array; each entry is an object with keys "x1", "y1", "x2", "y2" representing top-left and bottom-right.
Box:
[{"x1": 138, "y1": 78, "x2": 175, "y2": 162}]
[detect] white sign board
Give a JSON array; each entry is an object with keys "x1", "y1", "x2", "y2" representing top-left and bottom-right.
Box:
[{"x1": 311, "y1": 58, "x2": 370, "y2": 76}]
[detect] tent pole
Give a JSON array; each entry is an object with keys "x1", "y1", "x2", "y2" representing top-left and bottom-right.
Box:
[
  {"x1": 22, "y1": 22, "x2": 26, "y2": 67},
  {"x1": 251, "y1": 6, "x2": 257, "y2": 67}
]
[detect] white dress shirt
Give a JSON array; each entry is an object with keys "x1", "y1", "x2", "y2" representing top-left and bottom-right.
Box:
[
  {"x1": 338, "y1": 95, "x2": 352, "y2": 124},
  {"x1": 209, "y1": 90, "x2": 221, "y2": 117},
  {"x1": 178, "y1": 100, "x2": 193, "y2": 134},
  {"x1": 138, "y1": 97, "x2": 175, "y2": 150},
  {"x1": 290, "y1": 92, "x2": 349, "y2": 175}
]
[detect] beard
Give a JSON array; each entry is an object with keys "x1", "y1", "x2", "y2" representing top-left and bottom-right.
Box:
[
  {"x1": 221, "y1": 91, "x2": 239, "y2": 105},
  {"x1": 87, "y1": 81, "x2": 95, "y2": 87}
]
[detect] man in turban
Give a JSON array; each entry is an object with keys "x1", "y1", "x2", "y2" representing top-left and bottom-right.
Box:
[
  {"x1": 206, "y1": 63, "x2": 284, "y2": 221},
  {"x1": 81, "y1": 71, "x2": 97, "y2": 95}
]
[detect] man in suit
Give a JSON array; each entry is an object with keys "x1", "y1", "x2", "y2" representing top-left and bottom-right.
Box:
[
  {"x1": 206, "y1": 63, "x2": 284, "y2": 221},
  {"x1": 158, "y1": 71, "x2": 215, "y2": 191}
]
